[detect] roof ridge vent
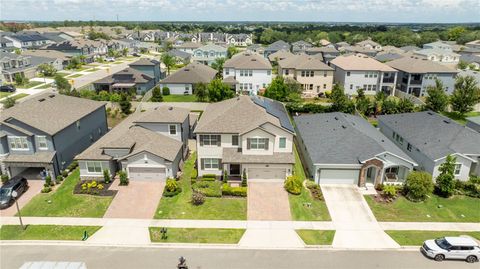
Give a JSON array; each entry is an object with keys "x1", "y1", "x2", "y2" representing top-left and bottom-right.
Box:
[
  {"x1": 443, "y1": 120, "x2": 450, "y2": 124},
  {"x1": 168, "y1": 107, "x2": 173, "y2": 110},
  {"x1": 38, "y1": 98, "x2": 46, "y2": 102},
  {"x1": 49, "y1": 94, "x2": 55, "y2": 98}
]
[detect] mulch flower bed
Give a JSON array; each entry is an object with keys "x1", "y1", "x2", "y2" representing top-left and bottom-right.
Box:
[{"x1": 73, "y1": 179, "x2": 117, "y2": 197}]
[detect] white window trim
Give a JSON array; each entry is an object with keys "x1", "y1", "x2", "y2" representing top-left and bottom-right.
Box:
[
  {"x1": 204, "y1": 158, "x2": 219, "y2": 170},
  {"x1": 454, "y1": 163, "x2": 462, "y2": 176},
  {"x1": 37, "y1": 135, "x2": 48, "y2": 150},
  {"x1": 86, "y1": 161, "x2": 103, "y2": 174},
  {"x1": 250, "y1": 137, "x2": 267, "y2": 150},
  {"x1": 279, "y1": 137, "x2": 287, "y2": 149},
  {"x1": 169, "y1": 124, "x2": 177, "y2": 135},
  {"x1": 9, "y1": 136, "x2": 29, "y2": 151}
]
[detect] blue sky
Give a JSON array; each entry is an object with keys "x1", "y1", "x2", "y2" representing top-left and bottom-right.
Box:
[{"x1": 1, "y1": 0, "x2": 479, "y2": 23}]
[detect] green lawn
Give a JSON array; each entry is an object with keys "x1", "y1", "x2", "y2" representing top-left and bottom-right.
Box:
[
  {"x1": 296, "y1": 230, "x2": 335, "y2": 245},
  {"x1": 162, "y1": 94, "x2": 198, "y2": 102},
  {"x1": 0, "y1": 225, "x2": 101, "y2": 241},
  {"x1": 9, "y1": 93, "x2": 29, "y2": 101},
  {"x1": 67, "y1": 74, "x2": 83, "y2": 78},
  {"x1": 21, "y1": 81, "x2": 43, "y2": 88},
  {"x1": 149, "y1": 227, "x2": 245, "y2": 244},
  {"x1": 154, "y1": 152, "x2": 247, "y2": 220},
  {"x1": 36, "y1": 83, "x2": 52, "y2": 89},
  {"x1": 0, "y1": 92, "x2": 13, "y2": 98},
  {"x1": 386, "y1": 230, "x2": 480, "y2": 246},
  {"x1": 365, "y1": 195, "x2": 480, "y2": 222},
  {"x1": 56, "y1": 72, "x2": 70, "y2": 77},
  {"x1": 288, "y1": 147, "x2": 331, "y2": 221},
  {"x1": 442, "y1": 111, "x2": 480, "y2": 125},
  {"x1": 20, "y1": 169, "x2": 113, "y2": 218}
]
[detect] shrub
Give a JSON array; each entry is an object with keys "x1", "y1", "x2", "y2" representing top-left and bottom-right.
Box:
[
  {"x1": 45, "y1": 176, "x2": 52, "y2": 186},
  {"x1": 103, "y1": 169, "x2": 111, "y2": 184},
  {"x1": 1, "y1": 174, "x2": 9, "y2": 184},
  {"x1": 162, "y1": 86, "x2": 170, "y2": 96},
  {"x1": 202, "y1": 174, "x2": 217, "y2": 179},
  {"x1": 222, "y1": 183, "x2": 247, "y2": 197},
  {"x1": 435, "y1": 155, "x2": 456, "y2": 198},
  {"x1": 375, "y1": 183, "x2": 384, "y2": 191},
  {"x1": 201, "y1": 177, "x2": 216, "y2": 181},
  {"x1": 61, "y1": 170, "x2": 68, "y2": 177},
  {"x1": 67, "y1": 161, "x2": 78, "y2": 171},
  {"x1": 191, "y1": 191, "x2": 205, "y2": 205},
  {"x1": 223, "y1": 170, "x2": 228, "y2": 181},
  {"x1": 164, "y1": 178, "x2": 182, "y2": 197},
  {"x1": 241, "y1": 178, "x2": 247, "y2": 187},
  {"x1": 306, "y1": 181, "x2": 323, "y2": 200},
  {"x1": 41, "y1": 186, "x2": 52, "y2": 193},
  {"x1": 191, "y1": 169, "x2": 198, "y2": 180},
  {"x1": 242, "y1": 169, "x2": 247, "y2": 180},
  {"x1": 382, "y1": 185, "x2": 397, "y2": 199},
  {"x1": 55, "y1": 175, "x2": 63, "y2": 184},
  {"x1": 404, "y1": 171, "x2": 434, "y2": 202},
  {"x1": 119, "y1": 171, "x2": 129, "y2": 186},
  {"x1": 284, "y1": 175, "x2": 302, "y2": 195}
]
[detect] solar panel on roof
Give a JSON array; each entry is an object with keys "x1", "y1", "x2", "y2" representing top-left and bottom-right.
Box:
[{"x1": 251, "y1": 96, "x2": 294, "y2": 132}]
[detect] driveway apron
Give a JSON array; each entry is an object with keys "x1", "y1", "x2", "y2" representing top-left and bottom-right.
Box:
[
  {"x1": 0, "y1": 180, "x2": 44, "y2": 217},
  {"x1": 247, "y1": 182, "x2": 291, "y2": 221}
]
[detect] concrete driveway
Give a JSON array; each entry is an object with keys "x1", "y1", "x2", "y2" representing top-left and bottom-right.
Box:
[
  {"x1": 247, "y1": 182, "x2": 291, "y2": 221},
  {"x1": 321, "y1": 184, "x2": 399, "y2": 249},
  {"x1": 104, "y1": 180, "x2": 165, "y2": 219},
  {"x1": 0, "y1": 180, "x2": 43, "y2": 217}
]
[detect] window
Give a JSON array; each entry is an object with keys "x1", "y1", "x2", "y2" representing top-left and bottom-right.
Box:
[
  {"x1": 347, "y1": 72, "x2": 350, "y2": 76},
  {"x1": 240, "y1": 70, "x2": 244, "y2": 76},
  {"x1": 454, "y1": 164, "x2": 462, "y2": 175},
  {"x1": 169, "y1": 125, "x2": 177, "y2": 135},
  {"x1": 267, "y1": 70, "x2": 271, "y2": 75},
  {"x1": 37, "y1": 136, "x2": 48, "y2": 150},
  {"x1": 279, "y1": 137, "x2": 286, "y2": 149},
  {"x1": 248, "y1": 138, "x2": 268, "y2": 150},
  {"x1": 199, "y1": 134, "x2": 221, "y2": 146},
  {"x1": 86, "y1": 161, "x2": 103, "y2": 173},
  {"x1": 248, "y1": 70, "x2": 253, "y2": 76},
  {"x1": 202, "y1": 158, "x2": 220, "y2": 170},
  {"x1": 232, "y1": 135, "x2": 239, "y2": 146},
  {"x1": 407, "y1": 143, "x2": 412, "y2": 152},
  {"x1": 9, "y1": 136, "x2": 29, "y2": 150},
  {"x1": 225, "y1": 69, "x2": 229, "y2": 75},
  {"x1": 301, "y1": 70, "x2": 306, "y2": 77},
  {"x1": 323, "y1": 72, "x2": 327, "y2": 77},
  {"x1": 323, "y1": 84, "x2": 326, "y2": 89},
  {"x1": 350, "y1": 84, "x2": 353, "y2": 90},
  {"x1": 284, "y1": 69, "x2": 289, "y2": 75}
]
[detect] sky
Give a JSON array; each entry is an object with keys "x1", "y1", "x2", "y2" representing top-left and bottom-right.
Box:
[{"x1": 1, "y1": 0, "x2": 479, "y2": 23}]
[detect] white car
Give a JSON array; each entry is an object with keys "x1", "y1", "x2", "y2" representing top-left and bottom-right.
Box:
[
  {"x1": 105, "y1": 57, "x2": 115, "y2": 62},
  {"x1": 421, "y1": 236, "x2": 480, "y2": 263}
]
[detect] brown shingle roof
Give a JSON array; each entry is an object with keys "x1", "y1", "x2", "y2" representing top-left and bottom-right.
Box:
[
  {"x1": 160, "y1": 62, "x2": 216, "y2": 84},
  {"x1": 267, "y1": 49, "x2": 294, "y2": 62},
  {"x1": 330, "y1": 54, "x2": 397, "y2": 72},
  {"x1": 134, "y1": 106, "x2": 190, "y2": 124},
  {"x1": 224, "y1": 51, "x2": 272, "y2": 70},
  {"x1": 386, "y1": 56, "x2": 458, "y2": 74},
  {"x1": 278, "y1": 54, "x2": 333, "y2": 70}
]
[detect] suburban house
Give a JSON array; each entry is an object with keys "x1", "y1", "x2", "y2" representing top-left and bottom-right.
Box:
[
  {"x1": 43, "y1": 39, "x2": 108, "y2": 62},
  {"x1": 292, "y1": 40, "x2": 313, "y2": 54},
  {"x1": 378, "y1": 111, "x2": 480, "y2": 181},
  {"x1": 294, "y1": 113, "x2": 417, "y2": 186},
  {"x1": 414, "y1": 48, "x2": 460, "y2": 65},
  {"x1": 159, "y1": 62, "x2": 217, "y2": 95},
  {"x1": 374, "y1": 52, "x2": 404, "y2": 63},
  {"x1": 76, "y1": 106, "x2": 191, "y2": 181},
  {"x1": 4, "y1": 34, "x2": 54, "y2": 49},
  {"x1": 0, "y1": 51, "x2": 61, "y2": 83},
  {"x1": 277, "y1": 54, "x2": 334, "y2": 97},
  {"x1": 330, "y1": 54, "x2": 398, "y2": 96},
  {"x1": 0, "y1": 93, "x2": 108, "y2": 179},
  {"x1": 165, "y1": 49, "x2": 192, "y2": 64},
  {"x1": 466, "y1": 116, "x2": 480, "y2": 133},
  {"x1": 267, "y1": 49, "x2": 294, "y2": 63},
  {"x1": 355, "y1": 39, "x2": 383, "y2": 51},
  {"x1": 226, "y1": 34, "x2": 253, "y2": 47},
  {"x1": 223, "y1": 51, "x2": 273, "y2": 95},
  {"x1": 381, "y1": 46, "x2": 405, "y2": 54},
  {"x1": 400, "y1": 45, "x2": 421, "y2": 52},
  {"x1": 465, "y1": 40, "x2": 480, "y2": 49},
  {"x1": 22, "y1": 49, "x2": 71, "y2": 69},
  {"x1": 460, "y1": 54, "x2": 480, "y2": 70},
  {"x1": 194, "y1": 96, "x2": 295, "y2": 180},
  {"x1": 318, "y1": 39, "x2": 332, "y2": 47},
  {"x1": 341, "y1": 46, "x2": 378, "y2": 57},
  {"x1": 263, "y1": 40, "x2": 291, "y2": 58},
  {"x1": 93, "y1": 67, "x2": 154, "y2": 94},
  {"x1": 128, "y1": 58, "x2": 163, "y2": 84},
  {"x1": 176, "y1": 42, "x2": 203, "y2": 54},
  {"x1": 246, "y1": 44, "x2": 265, "y2": 55},
  {"x1": 0, "y1": 36, "x2": 15, "y2": 49},
  {"x1": 386, "y1": 56, "x2": 458, "y2": 97},
  {"x1": 305, "y1": 47, "x2": 340, "y2": 64},
  {"x1": 191, "y1": 44, "x2": 227, "y2": 66}
]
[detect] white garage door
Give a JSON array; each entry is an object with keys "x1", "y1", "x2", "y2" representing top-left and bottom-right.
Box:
[
  {"x1": 248, "y1": 168, "x2": 286, "y2": 181},
  {"x1": 318, "y1": 169, "x2": 359, "y2": 185},
  {"x1": 128, "y1": 167, "x2": 166, "y2": 181}
]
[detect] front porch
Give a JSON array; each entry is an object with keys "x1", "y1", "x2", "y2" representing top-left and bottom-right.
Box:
[{"x1": 358, "y1": 159, "x2": 409, "y2": 187}]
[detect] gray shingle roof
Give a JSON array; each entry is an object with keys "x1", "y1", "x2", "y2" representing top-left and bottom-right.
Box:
[
  {"x1": 160, "y1": 62, "x2": 216, "y2": 84},
  {"x1": 378, "y1": 111, "x2": 480, "y2": 160},
  {"x1": 134, "y1": 106, "x2": 190, "y2": 124},
  {"x1": 129, "y1": 58, "x2": 160, "y2": 66},
  {"x1": 294, "y1": 112, "x2": 415, "y2": 165},
  {"x1": 3, "y1": 151, "x2": 56, "y2": 164},
  {"x1": 265, "y1": 40, "x2": 290, "y2": 52},
  {"x1": 386, "y1": 56, "x2": 458, "y2": 74},
  {"x1": 374, "y1": 53, "x2": 404, "y2": 62},
  {"x1": 224, "y1": 51, "x2": 272, "y2": 70},
  {"x1": 94, "y1": 67, "x2": 153, "y2": 84},
  {"x1": 0, "y1": 93, "x2": 106, "y2": 136}
]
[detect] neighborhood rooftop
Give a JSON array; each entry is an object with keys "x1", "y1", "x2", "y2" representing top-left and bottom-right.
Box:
[
  {"x1": 386, "y1": 56, "x2": 458, "y2": 74},
  {"x1": 330, "y1": 54, "x2": 397, "y2": 72},
  {"x1": 278, "y1": 54, "x2": 333, "y2": 70},
  {"x1": 160, "y1": 62, "x2": 217, "y2": 84},
  {"x1": 223, "y1": 51, "x2": 272, "y2": 69}
]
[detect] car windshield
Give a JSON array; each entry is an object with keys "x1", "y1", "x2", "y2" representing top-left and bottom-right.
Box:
[
  {"x1": 0, "y1": 188, "x2": 12, "y2": 198},
  {"x1": 435, "y1": 238, "x2": 452, "y2": 250}
]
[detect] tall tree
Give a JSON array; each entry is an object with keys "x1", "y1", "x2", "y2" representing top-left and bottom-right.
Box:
[
  {"x1": 119, "y1": 93, "x2": 132, "y2": 115},
  {"x1": 194, "y1": 82, "x2": 208, "y2": 102},
  {"x1": 227, "y1": 46, "x2": 239, "y2": 59},
  {"x1": 373, "y1": 91, "x2": 386, "y2": 115},
  {"x1": 211, "y1": 57, "x2": 226, "y2": 78},
  {"x1": 355, "y1": 88, "x2": 371, "y2": 115},
  {"x1": 450, "y1": 75, "x2": 480, "y2": 115},
  {"x1": 38, "y1": 63, "x2": 57, "y2": 77},
  {"x1": 397, "y1": 98, "x2": 415, "y2": 113},
  {"x1": 207, "y1": 79, "x2": 234, "y2": 102},
  {"x1": 330, "y1": 84, "x2": 354, "y2": 113},
  {"x1": 150, "y1": 86, "x2": 163, "y2": 102},
  {"x1": 160, "y1": 53, "x2": 176, "y2": 75},
  {"x1": 425, "y1": 79, "x2": 449, "y2": 112},
  {"x1": 264, "y1": 76, "x2": 301, "y2": 102},
  {"x1": 436, "y1": 155, "x2": 456, "y2": 198}
]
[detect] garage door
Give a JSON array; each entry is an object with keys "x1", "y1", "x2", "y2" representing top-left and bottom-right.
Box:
[
  {"x1": 318, "y1": 169, "x2": 359, "y2": 185},
  {"x1": 248, "y1": 168, "x2": 286, "y2": 180},
  {"x1": 128, "y1": 167, "x2": 166, "y2": 181}
]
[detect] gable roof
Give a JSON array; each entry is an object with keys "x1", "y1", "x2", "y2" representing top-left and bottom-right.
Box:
[
  {"x1": 386, "y1": 56, "x2": 458, "y2": 74},
  {"x1": 134, "y1": 106, "x2": 190, "y2": 124},
  {"x1": 160, "y1": 62, "x2": 216, "y2": 84},
  {"x1": 194, "y1": 96, "x2": 293, "y2": 134},
  {"x1": 166, "y1": 49, "x2": 191, "y2": 59},
  {"x1": 278, "y1": 54, "x2": 333, "y2": 70},
  {"x1": 195, "y1": 44, "x2": 227, "y2": 52},
  {"x1": 265, "y1": 40, "x2": 290, "y2": 51},
  {"x1": 6, "y1": 34, "x2": 50, "y2": 42},
  {"x1": 129, "y1": 58, "x2": 160, "y2": 66},
  {"x1": 267, "y1": 49, "x2": 294, "y2": 62},
  {"x1": 374, "y1": 52, "x2": 404, "y2": 63},
  {"x1": 378, "y1": 111, "x2": 480, "y2": 160},
  {"x1": 294, "y1": 112, "x2": 415, "y2": 165},
  {"x1": 22, "y1": 49, "x2": 71, "y2": 61},
  {"x1": 0, "y1": 93, "x2": 106, "y2": 136},
  {"x1": 94, "y1": 67, "x2": 153, "y2": 84},
  {"x1": 224, "y1": 51, "x2": 272, "y2": 70},
  {"x1": 330, "y1": 54, "x2": 397, "y2": 72}
]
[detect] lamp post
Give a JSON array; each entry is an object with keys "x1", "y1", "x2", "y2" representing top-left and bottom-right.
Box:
[{"x1": 11, "y1": 191, "x2": 25, "y2": 230}]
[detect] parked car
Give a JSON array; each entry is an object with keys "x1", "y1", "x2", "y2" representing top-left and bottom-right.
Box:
[
  {"x1": 0, "y1": 177, "x2": 28, "y2": 209},
  {"x1": 132, "y1": 52, "x2": 140, "y2": 57},
  {"x1": 105, "y1": 57, "x2": 115, "y2": 62},
  {"x1": 0, "y1": 84, "x2": 16, "y2": 93},
  {"x1": 422, "y1": 237, "x2": 480, "y2": 263}
]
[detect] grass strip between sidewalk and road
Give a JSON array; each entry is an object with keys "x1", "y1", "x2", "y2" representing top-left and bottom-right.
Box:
[
  {"x1": 296, "y1": 230, "x2": 335, "y2": 245},
  {"x1": 149, "y1": 227, "x2": 245, "y2": 244},
  {"x1": 385, "y1": 230, "x2": 480, "y2": 246},
  {"x1": 0, "y1": 225, "x2": 101, "y2": 241}
]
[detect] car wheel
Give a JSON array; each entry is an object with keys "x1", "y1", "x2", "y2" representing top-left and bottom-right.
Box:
[
  {"x1": 466, "y1": 255, "x2": 478, "y2": 263},
  {"x1": 434, "y1": 254, "x2": 445, "y2": 262}
]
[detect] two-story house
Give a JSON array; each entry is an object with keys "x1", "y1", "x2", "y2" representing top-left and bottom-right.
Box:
[
  {"x1": 43, "y1": 39, "x2": 108, "y2": 63},
  {"x1": 194, "y1": 96, "x2": 295, "y2": 181},
  {"x1": 378, "y1": 111, "x2": 480, "y2": 181},
  {"x1": 0, "y1": 93, "x2": 108, "y2": 179},
  {"x1": 263, "y1": 40, "x2": 291, "y2": 58},
  {"x1": 330, "y1": 54, "x2": 398, "y2": 96},
  {"x1": 291, "y1": 40, "x2": 313, "y2": 54},
  {"x1": 191, "y1": 44, "x2": 227, "y2": 66},
  {"x1": 0, "y1": 51, "x2": 61, "y2": 83},
  {"x1": 386, "y1": 56, "x2": 458, "y2": 97},
  {"x1": 277, "y1": 54, "x2": 334, "y2": 97},
  {"x1": 128, "y1": 58, "x2": 163, "y2": 84},
  {"x1": 355, "y1": 38, "x2": 383, "y2": 51},
  {"x1": 5, "y1": 34, "x2": 54, "y2": 49},
  {"x1": 223, "y1": 52, "x2": 273, "y2": 95},
  {"x1": 176, "y1": 42, "x2": 203, "y2": 54},
  {"x1": 226, "y1": 34, "x2": 253, "y2": 47},
  {"x1": 76, "y1": 106, "x2": 190, "y2": 181}
]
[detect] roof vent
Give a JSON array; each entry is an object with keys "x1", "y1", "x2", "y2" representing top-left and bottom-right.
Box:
[
  {"x1": 443, "y1": 120, "x2": 450, "y2": 124},
  {"x1": 49, "y1": 94, "x2": 55, "y2": 98},
  {"x1": 427, "y1": 111, "x2": 433, "y2": 115},
  {"x1": 184, "y1": 68, "x2": 190, "y2": 71},
  {"x1": 168, "y1": 107, "x2": 173, "y2": 110},
  {"x1": 341, "y1": 125, "x2": 346, "y2": 129},
  {"x1": 251, "y1": 59, "x2": 257, "y2": 61},
  {"x1": 334, "y1": 116, "x2": 338, "y2": 120},
  {"x1": 38, "y1": 98, "x2": 46, "y2": 102}
]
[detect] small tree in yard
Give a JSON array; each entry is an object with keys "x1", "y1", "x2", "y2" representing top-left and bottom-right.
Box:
[
  {"x1": 450, "y1": 75, "x2": 480, "y2": 115},
  {"x1": 2, "y1": 97, "x2": 16, "y2": 109},
  {"x1": 14, "y1": 73, "x2": 28, "y2": 86},
  {"x1": 38, "y1": 63, "x2": 57, "y2": 77},
  {"x1": 404, "y1": 171, "x2": 434, "y2": 202},
  {"x1": 119, "y1": 171, "x2": 129, "y2": 186},
  {"x1": 207, "y1": 79, "x2": 234, "y2": 102},
  {"x1": 425, "y1": 79, "x2": 449, "y2": 112},
  {"x1": 355, "y1": 88, "x2": 371, "y2": 115},
  {"x1": 160, "y1": 53, "x2": 175, "y2": 75},
  {"x1": 103, "y1": 169, "x2": 111, "y2": 184},
  {"x1": 284, "y1": 176, "x2": 302, "y2": 195},
  {"x1": 330, "y1": 84, "x2": 354, "y2": 113},
  {"x1": 119, "y1": 93, "x2": 132, "y2": 114},
  {"x1": 191, "y1": 191, "x2": 206, "y2": 205},
  {"x1": 150, "y1": 86, "x2": 163, "y2": 102},
  {"x1": 55, "y1": 74, "x2": 71, "y2": 94},
  {"x1": 162, "y1": 86, "x2": 170, "y2": 96},
  {"x1": 436, "y1": 155, "x2": 456, "y2": 198},
  {"x1": 194, "y1": 82, "x2": 208, "y2": 102},
  {"x1": 397, "y1": 98, "x2": 415, "y2": 113}
]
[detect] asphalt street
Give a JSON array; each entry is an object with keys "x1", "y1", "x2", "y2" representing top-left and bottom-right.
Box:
[{"x1": 1, "y1": 245, "x2": 477, "y2": 269}]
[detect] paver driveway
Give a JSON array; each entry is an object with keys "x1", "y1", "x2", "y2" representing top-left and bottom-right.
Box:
[
  {"x1": 247, "y1": 182, "x2": 291, "y2": 221},
  {"x1": 104, "y1": 180, "x2": 165, "y2": 219},
  {"x1": 0, "y1": 180, "x2": 43, "y2": 217},
  {"x1": 321, "y1": 184, "x2": 399, "y2": 249}
]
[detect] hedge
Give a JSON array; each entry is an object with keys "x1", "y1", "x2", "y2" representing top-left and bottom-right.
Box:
[{"x1": 222, "y1": 183, "x2": 247, "y2": 197}]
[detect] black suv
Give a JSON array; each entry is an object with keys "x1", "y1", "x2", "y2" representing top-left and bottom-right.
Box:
[
  {"x1": 0, "y1": 177, "x2": 28, "y2": 209},
  {"x1": 0, "y1": 85, "x2": 16, "y2": 93}
]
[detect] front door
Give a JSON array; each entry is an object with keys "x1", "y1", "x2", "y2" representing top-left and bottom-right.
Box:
[
  {"x1": 366, "y1": 167, "x2": 376, "y2": 184},
  {"x1": 229, "y1": 164, "x2": 240, "y2": 176}
]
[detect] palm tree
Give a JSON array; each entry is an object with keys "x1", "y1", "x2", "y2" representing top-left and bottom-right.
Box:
[
  {"x1": 161, "y1": 53, "x2": 176, "y2": 75},
  {"x1": 211, "y1": 57, "x2": 226, "y2": 78}
]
